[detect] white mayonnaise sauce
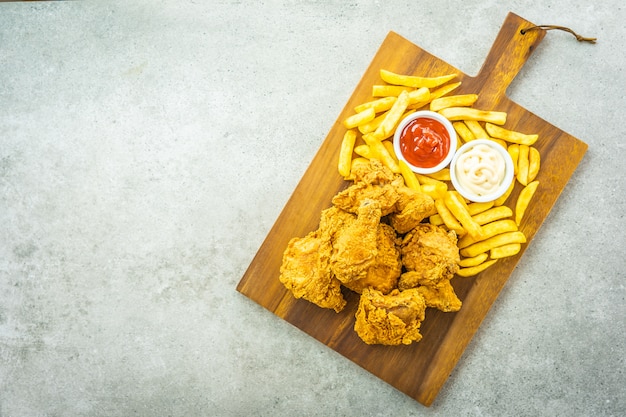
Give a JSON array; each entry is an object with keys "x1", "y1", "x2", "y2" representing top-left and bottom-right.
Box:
[{"x1": 454, "y1": 143, "x2": 505, "y2": 196}]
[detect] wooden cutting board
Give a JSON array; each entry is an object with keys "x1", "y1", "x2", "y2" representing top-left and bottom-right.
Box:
[{"x1": 237, "y1": 12, "x2": 587, "y2": 406}]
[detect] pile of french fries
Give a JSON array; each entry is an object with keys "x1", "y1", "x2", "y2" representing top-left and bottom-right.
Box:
[{"x1": 337, "y1": 69, "x2": 542, "y2": 277}]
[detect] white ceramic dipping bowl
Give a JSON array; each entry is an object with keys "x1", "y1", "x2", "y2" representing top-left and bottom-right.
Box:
[
  {"x1": 393, "y1": 111, "x2": 457, "y2": 175},
  {"x1": 449, "y1": 139, "x2": 515, "y2": 203}
]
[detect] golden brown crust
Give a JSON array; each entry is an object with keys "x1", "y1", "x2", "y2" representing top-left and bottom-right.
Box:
[
  {"x1": 399, "y1": 224, "x2": 460, "y2": 289},
  {"x1": 354, "y1": 288, "x2": 426, "y2": 345},
  {"x1": 341, "y1": 223, "x2": 401, "y2": 294},
  {"x1": 279, "y1": 231, "x2": 347, "y2": 312}
]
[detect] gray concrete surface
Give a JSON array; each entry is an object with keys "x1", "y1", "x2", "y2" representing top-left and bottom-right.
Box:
[{"x1": 1, "y1": 1, "x2": 624, "y2": 416}]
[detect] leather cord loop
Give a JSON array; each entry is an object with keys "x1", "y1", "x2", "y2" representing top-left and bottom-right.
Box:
[{"x1": 521, "y1": 25, "x2": 597, "y2": 43}]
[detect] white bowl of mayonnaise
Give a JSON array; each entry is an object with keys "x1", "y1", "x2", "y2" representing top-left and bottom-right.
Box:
[{"x1": 450, "y1": 139, "x2": 514, "y2": 203}]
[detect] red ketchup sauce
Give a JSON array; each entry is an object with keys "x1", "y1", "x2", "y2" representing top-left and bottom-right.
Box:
[{"x1": 399, "y1": 117, "x2": 451, "y2": 168}]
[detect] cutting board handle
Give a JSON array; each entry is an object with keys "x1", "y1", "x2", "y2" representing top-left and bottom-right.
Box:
[{"x1": 476, "y1": 12, "x2": 546, "y2": 97}]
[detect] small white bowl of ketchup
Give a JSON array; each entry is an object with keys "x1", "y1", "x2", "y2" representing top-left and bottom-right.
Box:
[{"x1": 393, "y1": 111, "x2": 457, "y2": 175}]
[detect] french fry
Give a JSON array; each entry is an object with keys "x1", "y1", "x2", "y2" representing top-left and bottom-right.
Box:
[
  {"x1": 444, "y1": 191, "x2": 483, "y2": 239},
  {"x1": 490, "y1": 243, "x2": 521, "y2": 259},
  {"x1": 353, "y1": 144, "x2": 374, "y2": 159},
  {"x1": 493, "y1": 179, "x2": 515, "y2": 206},
  {"x1": 439, "y1": 107, "x2": 507, "y2": 125},
  {"x1": 452, "y1": 121, "x2": 475, "y2": 143},
  {"x1": 457, "y1": 219, "x2": 518, "y2": 249},
  {"x1": 517, "y1": 144, "x2": 530, "y2": 186},
  {"x1": 415, "y1": 173, "x2": 447, "y2": 187},
  {"x1": 358, "y1": 111, "x2": 386, "y2": 134},
  {"x1": 467, "y1": 201, "x2": 495, "y2": 216},
  {"x1": 485, "y1": 123, "x2": 538, "y2": 146},
  {"x1": 362, "y1": 133, "x2": 400, "y2": 173},
  {"x1": 429, "y1": 213, "x2": 444, "y2": 226},
  {"x1": 460, "y1": 231, "x2": 527, "y2": 258},
  {"x1": 430, "y1": 94, "x2": 478, "y2": 112},
  {"x1": 374, "y1": 142, "x2": 400, "y2": 173},
  {"x1": 359, "y1": 109, "x2": 415, "y2": 135},
  {"x1": 421, "y1": 182, "x2": 448, "y2": 200},
  {"x1": 429, "y1": 82, "x2": 462, "y2": 100},
  {"x1": 343, "y1": 107, "x2": 375, "y2": 129},
  {"x1": 407, "y1": 87, "x2": 431, "y2": 105},
  {"x1": 361, "y1": 132, "x2": 382, "y2": 145},
  {"x1": 398, "y1": 160, "x2": 421, "y2": 192},
  {"x1": 424, "y1": 168, "x2": 451, "y2": 181},
  {"x1": 374, "y1": 90, "x2": 411, "y2": 138},
  {"x1": 435, "y1": 198, "x2": 465, "y2": 236},
  {"x1": 464, "y1": 120, "x2": 491, "y2": 140},
  {"x1": 408, "y1": 82, "x2": 462, "y2": 110},
  {"x1": 472, "y1": 205, "x2": 513, "y2": 225},
  {"x1": 528, "y1": 146, "x2": 541, "y2": 182},
  {"x1": 459, "y1": 253, "x2": 489, "y2": 268},
  {"x1": 372, "y1": 85, "x2": 414, "y2": 97},
  {"x1": 383, "y1": 140, "x2": 398, "y2": 161},
  {"x1": 456, "y1": 259, "x2": 498, "y2": 277},
  {"x1": 515, "y1": 180, "x2": 539, "y2": 226},
  {"x1": 466, "y1": 121, "x2": 506, "y2": 149},
  {"x1": 416, "y1": 176, "x2": 450, "y2": 201},
  {"x1": 490, "y1": 138, "x2": 508, "y2": 148},
  {"x1": 450, "y1": 190, "x2": 470, "y2": 206},
  {"x1": 337, "y1": 129, "x2": 357, "y2": 177},
  {"x1": 380, "y1": 69, "x2": 457, "y2": 88},
  {"x1": 507, "y1": 143, "x2": 520, "y2": 175},
  {"x1": 354, "y1": 96, "x2": 397, "y2": 114}
]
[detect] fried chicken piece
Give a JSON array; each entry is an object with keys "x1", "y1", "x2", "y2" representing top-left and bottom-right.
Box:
[
  {"x1": 350, "y1": 158, "x2": 397, "y2": 185},
  {"x1": 387, "y1": 186, "x2": 436, "y2": 234},
  {"x1": 332, "y1": 160, "x2": 402, "y2": 216},
  {"x1": 398, "y1": 223, "x2": 460, "y2": 290},
  {"x1": 318, "y1": 205, "x2": 356, "y2": 242},
  {"x1": 326, "y1": 196, "x2": 401, "y2": 294},
  {"x1": 330, "y1": 200, "x2": 382, "y2": 285},
  {"x1": 332, "y1": 181, "x2": 400, "y2": 216},
  {"x1": 397, "y1": 223, "x2": 462, "y2": 313},
  {"x1": 279, "y1": 231, "x2": 346, "y2": 312},
  {"x1": 334, "y1": 159, "x2": 436, "y2": 231},
  {"x1": 341, "y1": 223, "x2": 401, "y2": 294},
  {"x1": 354, "y1": 287, "x2": 427, "y2": 345},
  {"x1": 279, "y1": 207, "x2": 354, "y2": 313},
  {"x1": 400, "y1": 274, "x2": 463, "y2": 312}
]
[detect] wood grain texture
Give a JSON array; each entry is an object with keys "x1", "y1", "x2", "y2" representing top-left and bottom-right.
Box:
[{"x1": 237, "y1": 12, "x2": 587, "y2": 406}]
